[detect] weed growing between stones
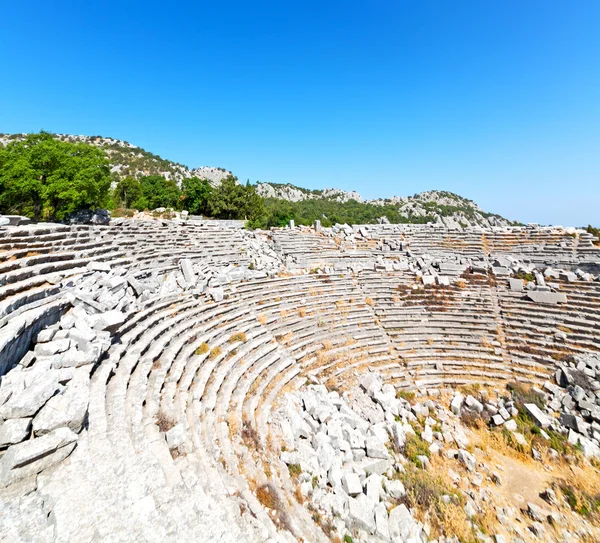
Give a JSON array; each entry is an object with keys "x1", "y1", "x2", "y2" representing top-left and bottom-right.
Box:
[
  {"x1": 208, "y1": 346, "x2": 222, "y2": 359},
  {"x1": 195, "y1": 342, "x2": 209, "y2": 355},
  {"x1": 229, "y1": 332, "x2": 247, "y2": 343}
]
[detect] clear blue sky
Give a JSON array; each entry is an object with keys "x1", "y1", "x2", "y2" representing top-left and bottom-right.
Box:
[{"x1": 1, "y1": 1, "x2": 598, "y2": 226}]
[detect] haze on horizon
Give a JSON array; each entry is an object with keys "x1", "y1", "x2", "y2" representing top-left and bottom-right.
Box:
[{"x1": 1, "y1": 1, "x2": 598, "y2": 227}]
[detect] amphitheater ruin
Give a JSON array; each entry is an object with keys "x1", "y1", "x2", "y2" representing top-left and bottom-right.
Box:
[{"x1": 1, "y1": 215, "x2": 599, "y2": 543}]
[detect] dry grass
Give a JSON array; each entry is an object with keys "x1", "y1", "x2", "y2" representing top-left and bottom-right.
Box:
[
  {"x1": 195, "y1": 342, "x2": 210, "y2": 355},
  {"x1": 241, "y1": 420, "x2": 261, "y2": 450},
  {"x1": 365, "y1": 297, "x2": 374, "y2": 306},
  {"x1": 258, "y1": 313, "x2": 268, "y2": 325},
  {"x1": 229, "y1": 332, "x2": 247, "y2": 343},
  {"x1": 255, "y1": 483, "x2": 294, "y2": 533},
  {"x1": 297, "y1": 307, "x2": 307, "y2": 317},
  {"x1": 480, "y1": 336, "x2": 492, "y2": 348},
  {"x1": 156, "y1": 411, "x2": 176, "y2": 433},
  {"x1": 208, "y1": 346, "x2": 222, "y2": 359},
  {"x1": 554, "y1": 465, "x2": 600, "y2": 525}
]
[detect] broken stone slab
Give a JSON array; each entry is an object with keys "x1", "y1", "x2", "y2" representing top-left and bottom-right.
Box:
[
  {"x1": 209, "y1": 287, "x2": 224, "y2": 302},
  {"x1": 362, "y1": 458, "x2": 393, "y2": 476},
  {"x1": 0, "y1": 418, "x2": 31, "y2": 447},
  {"x1": 504, "y1": 419, "x2": 518, "y2": 431},
  {"x1": 509, "y1": 278, "x2": 524, "y2": 292},
  {"x1": 0, "y1": 427, "x2": 78, "y2": 487},
  {"x1": 165, "y1": 423, "x2": 186, "y2": 449},
  {"x1": 51, "y1": 344, "x2": 106, "y2": 369},
  {"x1": 451, "y1": 393, "x2": 464, "y2": 415},
  {"x1": 0, "y1": 371, "x2": 60, "y2": 419},
  {"x1": 87, "y1": 261, "x2": 111, "y2": 273},
  {"x1": 492, "y1": 267, "x2": 510, "y2": 277},
  {"x1": 347, "y1": 493, "x2": 376, "y2": 533},
  {"x1": 180, "y1": 259, "x2": 196, "y2": 286},
  {"x1": 88, "y1": 310, "x2": 126, "y2": 333},
  {"x1": 526, "y1": 291, "x2": 567, "y2": 304},
  {"x1": 34, "y1": 339, "x2": 72, "y2": 357},
  {"x1": 386, "y1": 479, "x2": 406, "y2": 499},
  {"x1": 365, "y1": 436, "x2": 389, "y2": 459},
  {"x1": 465, "y1": 395, "x2": 484, "y2": 413},
  {"x1": 342, "y1": 472, "x2": 362, "y2": 496},
  {"x1": 524, "y1": 403, "x2": 552, "y2": 429},
  {"x1": 388, "y1": 503, "x2": 420, "y2": 541},
  {"x1": 458, "y1": 449, "x2": 477, "y2": 472},
  {"x1": 32, "y1": 371, "x2": 90, "y2": 435},
  {"x1": 374, "y1": 501, "x2": 390, "y2": 539}
]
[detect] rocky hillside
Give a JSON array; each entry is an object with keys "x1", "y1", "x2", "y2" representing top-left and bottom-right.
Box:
[
  {"x1": 0, "y1": 133, "x2": 516, "y2": 227},
  {"x1": 257, "y1": 183, "x2": 516, "y2": 228},
  {"x1": 0, "y1": 133, "x2": 232, "y2": 187}
]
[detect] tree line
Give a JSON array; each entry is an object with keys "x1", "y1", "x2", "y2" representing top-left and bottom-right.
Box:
[{"x1": 0, "y1": 132, "x2": 263, "y2": 223}]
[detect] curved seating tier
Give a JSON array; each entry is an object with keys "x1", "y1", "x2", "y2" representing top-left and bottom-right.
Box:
[{"x1": 2, "y1": 220, "x2": 600, "y2": 543}]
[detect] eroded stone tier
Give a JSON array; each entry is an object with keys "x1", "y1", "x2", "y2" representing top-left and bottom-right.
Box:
[{"x1": 0, "y1": 219, "x2": 599, "y2": 542}]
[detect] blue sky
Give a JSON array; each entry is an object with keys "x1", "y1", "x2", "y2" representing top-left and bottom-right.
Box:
[{"x1": 1, "y1": 1, "x2": 598, "y2": 226}]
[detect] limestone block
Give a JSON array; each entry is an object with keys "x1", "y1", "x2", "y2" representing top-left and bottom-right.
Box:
[
  {"x1": 342, "y1": 473, "x2": 362, "y2": 496},
  {"x1": 458, "y1": 449, "x2": 476, "y2": 472},
  {"x1": 33, "y1": 371, "x2": 90, "y2": 434},
  {"x1": 0, "y1": 427, "x2": 77, "y2": 487},
  {"x1": 365, "y1": 436, "x2": 389, "y2": 459},
  {"x1": 0, "y1": 371, "x2": 60, "y2": 419},
  {"x1": 526, "y1": 291, "x2": 567, "y2": 304},
  {"x1": 386, "y1": 479, "x2": 406, "y2": 499},
  {"x1": 451, "y1": 393, "x2": 464, "y2": 415},
  {"x1": 374, "y1": 501, "x2": 390, "y2": 539},
  {"x1": 0, "y1": 418, "x2": 31, "y2": 447},
  {"x1": 524, "y1": 403, "x2": 551, "y2": 429},
  {"x1": 89, "y1": 310, "x2": 126, "y2": 333},
  {"x1": 165, "y1": 423, "x2": 186, "y2": 449},
  {"x1": 347, "y1": 493, "x2": 376, "y2": 533},
  {"x1": 34, "y1": 339, "x2": 71, "y2": 357},
  {"x1": 209, "y1": 287, "x2": 224, "y2": 302}
]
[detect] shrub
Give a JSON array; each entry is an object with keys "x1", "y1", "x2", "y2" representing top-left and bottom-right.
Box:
[
  {"x1": 558, "y1": 480, "x2": 600, "y2": 522},
  {"x1": 255, "y1": 483, "x2": 294, "y2": 532},
  {"x1": 156, "y1": 411, "x2": 176, "y2": 433},
  {"x1": 229, "y1": 332, "x2": 247, "y2": 343},
  {"x1": 507, "y1": 381, "x2": 545, "y2": 410},
  {"x1": 514, "y1": 271, "x2": 535, "y2": 282},
  {"x1": 288, "y1": 464, "x2": 302, "y2": 478},
  {"x1": 195, "y1": 342, "x2": 209, "y2": 355},
  {"x1": 241, "y1": 420, "x2": 261, "y2": 450},
  {"x1": 208, "y1": 346, "x2": 222, "y2": 359},
  {"x1": 396, "y1": 390, "x2": 415, "y2": 402},
  {"x1": 404, "y1": 432, "x2": 431, "y2": 464}
]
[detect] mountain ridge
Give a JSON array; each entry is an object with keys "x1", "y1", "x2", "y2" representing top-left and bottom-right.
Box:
[{"x1": 0, "y1": 132, "x2": 518, "y2": 227}]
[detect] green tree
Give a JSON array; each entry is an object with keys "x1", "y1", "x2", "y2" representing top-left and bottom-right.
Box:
[
  {"x1": 207, "y1": 176, "x2": 265, "y2": 220},
  {"x1": 181, "y1": 177, "x2": 212, "y2": 215},
  {"x1": 113, "y1": 176, "x2": 142, "y2": 209},
  {"x1": 135, "y1": 175, "x2": 181, "y2": 210},
  {"x1": 0, "y1": 131, "x2": 111, "y2": 221}
]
